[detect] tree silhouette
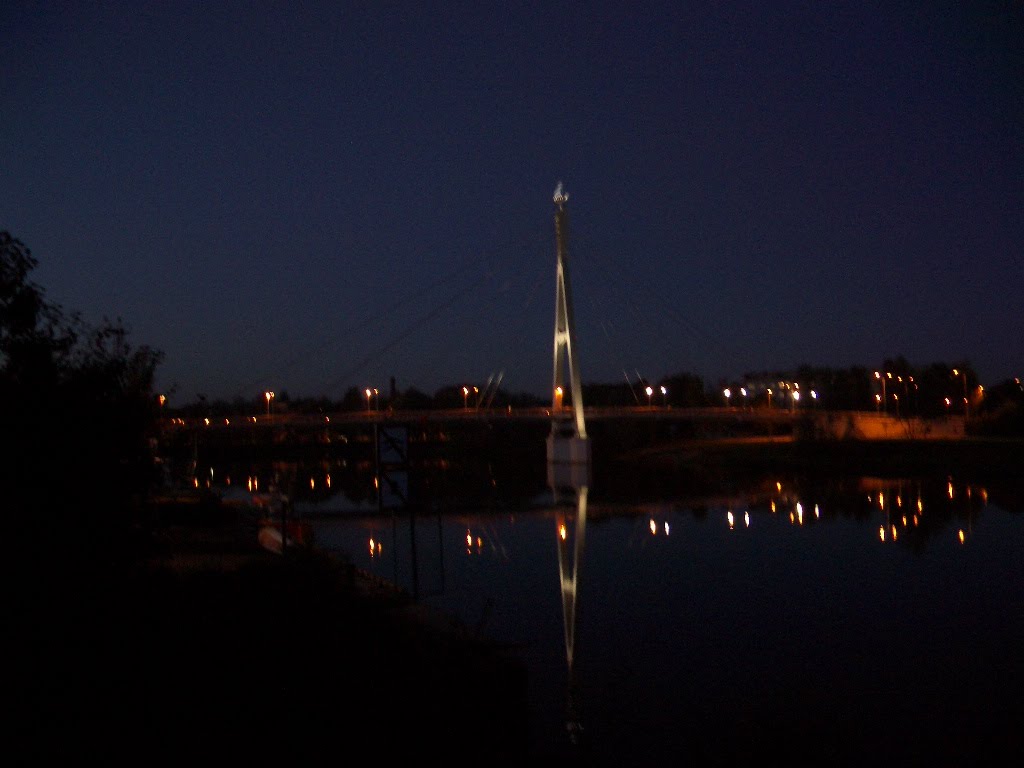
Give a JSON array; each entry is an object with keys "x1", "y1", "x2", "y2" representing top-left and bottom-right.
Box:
[{"x1": 3, "y1": 231, "x2": 163, "y2": 567}]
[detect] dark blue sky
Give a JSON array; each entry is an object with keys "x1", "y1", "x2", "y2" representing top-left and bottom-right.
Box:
[{"x1": 4, "y1": 1, "x2": 1022, "y2": 404}]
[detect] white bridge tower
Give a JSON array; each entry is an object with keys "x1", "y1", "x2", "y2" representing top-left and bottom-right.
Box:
[{"x1": 546, "y1": 182, "x2": 591, "y2": 484}]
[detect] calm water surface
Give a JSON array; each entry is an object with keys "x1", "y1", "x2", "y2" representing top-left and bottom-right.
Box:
[{"x1": 233, "y1": 464, "x2": 1024, "y2": 764}]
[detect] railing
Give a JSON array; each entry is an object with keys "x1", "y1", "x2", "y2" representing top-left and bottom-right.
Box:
[{"x1": 160, "y1": 405, "x2": 809, "y2": 432}]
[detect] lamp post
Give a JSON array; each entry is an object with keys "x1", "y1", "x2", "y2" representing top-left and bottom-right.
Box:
[
  {"x1": 660, "y1": 385, "x2": 667, "y2": 408},
  {"x1": 462, "y1": 386, "x2": 469, "y2": 410},
  {"x1": 874, "y1": 371, "x2": 888, "y2": 414},
  {"x1": 555, "y1": 386, "x2": 564, "y2": 410},
  {"x1": 766, "y1": 388, "x2": 772, "y2": 409},
  {"x1": 740, "y1": 387, "x2": 748, "y2": 410},
  {"x1": 365, "y1": 388, "x2": 372, "y2": 412},
  {"x1": 724, "y1": 388, "x2": 731, "y2": 407},
  {"x1": 645, "y1": 385, "x2": 653, "y2": 408},
  {"x1": 952, "y1": 369, "x2": 968, "y2": 417},
  {"x1": 265, "y1": 391, "x2": 274, "y2": 418}
]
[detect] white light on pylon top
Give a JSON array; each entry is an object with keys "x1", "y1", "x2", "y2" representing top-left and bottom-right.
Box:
[{"x1": 553, "y1": 181, "x2": 569, "y2": 205}]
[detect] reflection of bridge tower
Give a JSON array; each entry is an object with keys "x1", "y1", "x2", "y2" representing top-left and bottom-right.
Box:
[
  {"x1": 554, "y1": 481, "x2": 588, "y2": 747},
  {"x1": 547, "y1": 182, "x2": 591, "y2": 485}
]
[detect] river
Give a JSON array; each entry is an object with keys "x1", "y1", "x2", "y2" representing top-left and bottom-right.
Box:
[{"x1": 197, "y1": 441, "x2": 1023, "y2": 765}]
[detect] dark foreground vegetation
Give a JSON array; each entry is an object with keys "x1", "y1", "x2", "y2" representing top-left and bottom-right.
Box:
[{"x1": 16, "y1": 504, "x2": 530, "y2": 765}]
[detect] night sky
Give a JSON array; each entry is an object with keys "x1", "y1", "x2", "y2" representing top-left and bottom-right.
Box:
[{"x1": 4, "y1": 2, "x2": 1022, "y2": 404}]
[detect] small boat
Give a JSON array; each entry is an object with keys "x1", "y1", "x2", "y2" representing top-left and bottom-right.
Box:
[{"x1": 257, "y1": 520, "x2": 313, "y2": 553}]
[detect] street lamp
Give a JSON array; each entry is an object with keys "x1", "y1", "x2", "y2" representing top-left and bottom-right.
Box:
[
  {"x1": 462, "y1": 386, "x2": 469, "y2": 409},
  {"x1": 723, "y1": 388, "x2": 731, "y2": 407},
  {"x1": 554, "y1": 386, "x2": 564, "y2": 410},
  {"x1": 740, "y1": 387, "x2": 748, "y2": 410},
  {"x1": 874, "y1": 371, "x2": 887, "y2": 414},
  {"x1": 645, "y1": 385, "x2": 653, "y2": 408},
  {"x1": 265, "y1": 391, "x2": 274, "y2": 418},
  {"x1": 660, "y1": 385, "x2": 667, "y2": 408},
  {"x1": 792, "y1": 390, "x2": 800, "y2": 411},
  {"x1": 365, "y1": 388, "x2": 372, "y2": 412},
  {"x1": 767, "y1": 388, "x2": 773, "y2": 409},
  {"x1": 952, "y1": 369, "x2": 968, "y2": 417}
]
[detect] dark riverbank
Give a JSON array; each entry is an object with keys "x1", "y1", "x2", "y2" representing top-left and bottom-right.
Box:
[
  {"x1": 16, "y1": 498, "x2": 531, "y2": 766},
  {"x1": 17, "y1": 431, "x2": 1021, "y2": 765}
]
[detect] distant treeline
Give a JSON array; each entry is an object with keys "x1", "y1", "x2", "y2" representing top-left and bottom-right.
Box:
[{"x1": 170, "y1": 364, "x2": 1023, "y2": 437}]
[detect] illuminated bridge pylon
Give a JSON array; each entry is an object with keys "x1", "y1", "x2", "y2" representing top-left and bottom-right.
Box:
[{"x1": 547, "y1": 182, "x2": 591, "y2": 485}]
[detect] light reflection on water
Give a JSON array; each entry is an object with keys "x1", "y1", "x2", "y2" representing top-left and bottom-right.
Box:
[{"x1": 206, "y1": 465, "x2": 1024, "y2": 762}]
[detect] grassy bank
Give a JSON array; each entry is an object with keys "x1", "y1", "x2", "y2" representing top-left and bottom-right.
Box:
[{"x1": 16, "y1": 496, "x2": 531, "y2": 766}]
